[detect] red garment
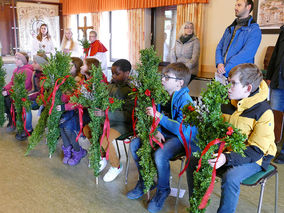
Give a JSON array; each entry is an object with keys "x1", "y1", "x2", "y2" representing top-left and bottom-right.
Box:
[{"x1": 85, "y1": 40, "x2": 107, "y2": 57}]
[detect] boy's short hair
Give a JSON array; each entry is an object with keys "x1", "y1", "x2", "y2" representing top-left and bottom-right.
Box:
[
  {"x1": 112, "y1": 59, "x2": 131, "y2": 73},
  {"x1": 229, "y1": 63, "x2": 263, "y2": 93},
  {"x1": 163, "y1": 62, "x2": 191, "y2": 87}
]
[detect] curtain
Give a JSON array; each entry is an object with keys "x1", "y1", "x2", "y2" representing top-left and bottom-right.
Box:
[
  {"x1": 62, "y1": 0, "x2": 209, "y2": 15},
  {"x1": 176, "y1": 3, "x2": 204, "y2": 76},
  {"x1": 63, "y1": 15, "x2": 72, "y2": 29},
  {"x1": 91, "y1": 12, "x2": 101, "y2": 33},
  {"x1": 127, "y1": 9, "x2": 145, "y2": 68}
]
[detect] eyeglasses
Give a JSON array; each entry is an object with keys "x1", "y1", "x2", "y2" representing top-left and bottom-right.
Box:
[{"x1": 161, "y1": 74, "x2": 182, "y2": 81}]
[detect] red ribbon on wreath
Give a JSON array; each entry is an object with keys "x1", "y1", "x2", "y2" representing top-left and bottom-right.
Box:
[
  {"x1": 49, "y1": 75, "x2": 70, "y2": 115},
  {"x1": 99, "y1": 98, "x2": 114, "y2": 160},
  {"x1": 196, "y1": 127, "x2": 233, "y2": 209},
  {"x1": 75, "y1": 104, "x2": 84, "y2": 142},
  {"x1": 21, "y1": 98, "x2": 30, "y2": 136},
  {"x1": 10, "y1": 100, "x2": 16, "y2": 127},
  {"x1": 39, "y1": 76, "x2": 47, "y2": 106},
  {"x1": 178, "y1": 118, "x2": 192, "y2": 177},
  {"x1": 145, "y1": 89, "x2": 163, "y2": 149}
]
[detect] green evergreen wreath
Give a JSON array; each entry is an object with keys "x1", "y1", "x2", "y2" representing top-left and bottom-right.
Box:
[
  {"x1": 70, "y1": 64, "x2": 123, "y2": 177},
  {"x1": 26, "y1": 51, "x2": 75, "y2": 156},
  {"x1": 10, "y1": 73, "x2": 31, "y2": 134},
  {"x1": 181, "y1": 81, "x2": 246, "y2": 213},
  {"x1": 130, "y1": 47, "x2": 169, "y2": 192},
  {"x1": 0, "y1": 57, "x2": 6, "y2": 127}
]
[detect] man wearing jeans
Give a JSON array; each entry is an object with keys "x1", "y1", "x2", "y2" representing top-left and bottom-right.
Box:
[{"x1": 266, "y1": 25, "x2": 284, "y2": 163}]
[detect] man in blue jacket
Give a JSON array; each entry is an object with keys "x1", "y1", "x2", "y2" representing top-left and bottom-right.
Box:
[
  {"x1": 216, "y1": 0, "x2": 261, "y2": 77},
  {"x1": 127, "y1": 63, "x2": 199, "y2": 213}
]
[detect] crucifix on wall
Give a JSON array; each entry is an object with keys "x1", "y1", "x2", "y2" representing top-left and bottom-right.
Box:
[{"x1": 78, "y1": 16, "x2": 93, "y2": 38}]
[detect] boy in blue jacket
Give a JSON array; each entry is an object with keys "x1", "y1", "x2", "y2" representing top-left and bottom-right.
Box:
[{"x1": 127, "y1": 63, "x2": 199, "y2": 213}]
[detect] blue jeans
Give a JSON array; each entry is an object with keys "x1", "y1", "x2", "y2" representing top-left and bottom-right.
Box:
[
  {"x1": 217, "y1": 163, "x2": 262, "y2": 213},
  {"x1": 187, "y1": 158, "x2": 262, "y2": 213},
  {"x1": 60, "y1": 127, "x2": 80, "y2": 151},
  {"x1": 270, "y1": 88, "x2": 284, "y2": 112},
  {"x1": 25, "y1": 110, "x2": 32, "y2": 131},
  {"x1": 130, "y1": 133, "x2": 184, "y2": 190}
]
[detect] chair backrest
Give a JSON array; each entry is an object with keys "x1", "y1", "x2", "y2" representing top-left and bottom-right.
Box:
[{"x1": 273, "y1": 109, "x2": 284, "y2": 144}]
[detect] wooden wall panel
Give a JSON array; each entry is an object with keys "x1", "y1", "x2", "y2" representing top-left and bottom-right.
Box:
[{"x1": 0, "y1": 3, "x2": 14, "y2": 55}]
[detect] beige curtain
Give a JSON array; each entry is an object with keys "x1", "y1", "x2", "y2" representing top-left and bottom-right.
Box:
[
  {"x1": 63, "y1": 15, "x2": 72, "y2": 29},
  {"x1": 177, "y1": 3, "x2": 204, "y2": 76},
  {"x1": 91, "y1": 12, "x2": 101, "y2": 33},
  {"x1": 127, "y1": 9, "x2": 145, "y2": 68}
]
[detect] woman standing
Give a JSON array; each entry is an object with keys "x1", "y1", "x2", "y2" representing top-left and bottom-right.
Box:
[
  {"x1": 31, "y1": 23, "x2": 55, "y2": 57},
  {"x1": 170, "y1": 21, "x2": 200, "y2": 81},
  {"x1": 61, "y1": 28, "x2": 81, "y2": 57}
]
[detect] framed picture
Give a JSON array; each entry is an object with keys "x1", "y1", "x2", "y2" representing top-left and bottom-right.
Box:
[{"x1": 253, "y1": 0, "x2": 284, "y2": 34}]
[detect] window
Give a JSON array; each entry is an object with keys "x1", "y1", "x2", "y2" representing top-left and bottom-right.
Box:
[
  {"x1": 152, "y1": 6, "x2": 177, "y2": 63},
  {"x1": 110, "y1": 10, "x2": 129, "y2": 61}
]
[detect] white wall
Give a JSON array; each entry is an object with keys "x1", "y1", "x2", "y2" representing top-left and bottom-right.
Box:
[{"x1": 201, "y1": 0, "x2": 278, "y2": 72}]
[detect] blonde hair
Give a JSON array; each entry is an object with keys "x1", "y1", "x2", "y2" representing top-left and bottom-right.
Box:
[
  {"x1": 60, "y1": 28, "x2": 75, "y2": 51},
  {"x1": 177, "y1": 21, "x2": 194, "y2": 39}
]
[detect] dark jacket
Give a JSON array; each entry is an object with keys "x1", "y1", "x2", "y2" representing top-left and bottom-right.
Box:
[
  {"x1": 108, "y1": 81, "x2": 133, "y2": 135},
  {"x1": 266, "y1": 25, "x2": 284, "y2": 89},
  {"x1": 215, "y1": 16, "x2": 262, "y2": 77}
]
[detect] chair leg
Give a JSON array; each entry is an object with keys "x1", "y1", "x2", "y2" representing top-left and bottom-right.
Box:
[
  {"x1": 115, "y1": 139, "x2": 121, "y2": 160},
  {"x1": 174, "y1": 157, "x2": 185, "y2": 213},
  {"x1": 123, "y1": 140, "x2": 128, "y2": 163},
  {"x1": 125, "y1": 143, "x2": 131, "y2": 185},
  {"x1": 257, "y1": 179, "x2": 267, "y2": 213},
  {"x1": 275, "y1": 172, "x2": 278, "y2": 213}
]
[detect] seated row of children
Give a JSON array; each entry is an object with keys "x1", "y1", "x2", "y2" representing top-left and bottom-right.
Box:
[{"x1": 1, "y1": 53, "x2": 276, "y2": 213}]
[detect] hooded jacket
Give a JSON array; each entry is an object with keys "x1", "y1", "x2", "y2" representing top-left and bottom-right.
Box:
[
  {"x1": 3, "y1": 64, "x2": 34, "y2": 94},
  {"x1": 221, "y1": 81, "x2": 276, "y2": 170},
  {"x1": 159, "y1": 87, "x2": 199, "y2": 154},
  {"x1": 216, "y1": 16, "x2": 261, "y2": 77}
]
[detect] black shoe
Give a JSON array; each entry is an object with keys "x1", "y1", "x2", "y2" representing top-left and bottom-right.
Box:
[
  {"x1": 274, "y1": 154, "x2": 284, "y2": 164},
  {"x1": 15, "y1": 129, "x2": 33, "y2": 141}
]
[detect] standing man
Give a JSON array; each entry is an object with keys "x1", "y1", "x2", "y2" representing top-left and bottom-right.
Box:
[
  {"x1": 216, "y1": 0, "x2": 261, "y2": 77},
  {"x1": 266, "y1": 25, "x2": 284, "y2": 164},
  {"x1": 85, "y1": 30, "x2": 109, "y2": 81}
]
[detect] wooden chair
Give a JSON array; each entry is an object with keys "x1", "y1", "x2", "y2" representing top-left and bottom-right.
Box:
[{"x1": 240, "y1": 109, "x2": 284, "y2": 213}]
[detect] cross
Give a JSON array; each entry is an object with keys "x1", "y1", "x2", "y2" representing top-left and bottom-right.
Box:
[{"x1": 78, "y1": 16, "x2": 93, "y2": 39}]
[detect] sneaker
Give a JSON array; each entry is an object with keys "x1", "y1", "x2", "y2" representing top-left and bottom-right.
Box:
[
  {"x1": 127, "y1": 180, "x2": 145, "y2": 200},
  {"x1": 127, "y1": 180, "x2": 157, "y2": 200},
  {"x1": 99, "y1": 157, "x2": 107, "y2": 172},
  {"x1": 6, "y1": 124, "x2": 16, "y2": 133},
  {"x1": 147, "y1": 189, "x2": 171, "y2": 213},
  {"x1": 103, "y1": 165, "x2": 123, "y2": 182},
  {"x1": 274, "y1": 153, "x2": 284, "y2": 164}
]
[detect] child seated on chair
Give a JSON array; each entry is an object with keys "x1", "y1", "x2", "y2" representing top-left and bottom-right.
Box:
[
  {"x1": 127, "y1": 62, "x2": 199, "y2": 213},
  {"x1": 56, "y1": 57, "x2": 87, "y2": 166},
  {"x1": 94, "y1": 59, "x2": 133, "y2": 182},
  {"x1": 186, "y1": 63, "x2": 277, "y2": 213},
  {"x1": 2, "y1": 52, "x2": 33, "y2": 140}
]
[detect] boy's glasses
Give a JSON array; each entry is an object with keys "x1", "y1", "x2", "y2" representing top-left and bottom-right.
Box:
[{"x1": 160, "y1": 74, "x2": 182, "y2": 81}]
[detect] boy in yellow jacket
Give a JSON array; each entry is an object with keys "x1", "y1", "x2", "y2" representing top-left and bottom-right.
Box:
[{"x1": 187, "y1": 63, "x2": 276, "y2": 213}]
